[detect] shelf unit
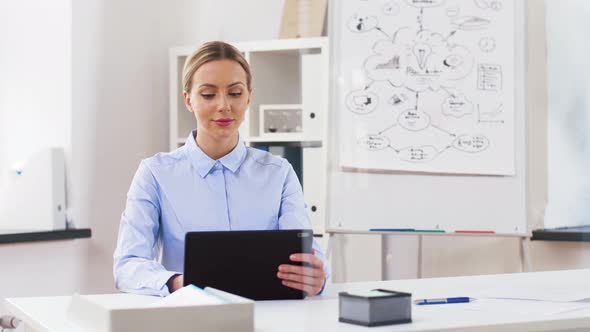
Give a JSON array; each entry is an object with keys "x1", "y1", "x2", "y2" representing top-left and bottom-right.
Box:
[{"x1": 169, "y1": 37, "x2": 329, "y2": 234}]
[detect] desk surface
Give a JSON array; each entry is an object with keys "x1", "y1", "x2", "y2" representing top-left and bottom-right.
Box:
[{"x1": 6, "y1": 269, "x2": 590, "y2": 332}]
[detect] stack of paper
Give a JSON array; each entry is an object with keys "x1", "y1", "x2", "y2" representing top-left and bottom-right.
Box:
[{"x1": 154, "y1": 285, "x2": 227, "y2": 307}]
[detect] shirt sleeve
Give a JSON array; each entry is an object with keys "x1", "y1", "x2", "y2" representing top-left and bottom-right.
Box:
[
  {"x1": 113, "y1": 161, "x2": 180, "y2": 297},
  {"x1": 277, "y1": 161, "x2": 331, "y2": 291}
]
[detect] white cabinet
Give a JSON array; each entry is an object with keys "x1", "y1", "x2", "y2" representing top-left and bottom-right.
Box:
[{"x1": 169, "y1": 37, "x2": 329, "y2": 234}]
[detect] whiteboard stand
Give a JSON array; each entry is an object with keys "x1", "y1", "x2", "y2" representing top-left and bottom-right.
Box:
[
  {"x1": 327, "y1": 231, "x2": 347, "y2": 283},
  {"x1": 327, "y1": 230, "x2": 533, "y2": 282},
  {"x1": 381, "y1": 234, "x2": 388, "y2": 280},
  {"x1": 380, "y1": 234, "x2": 423, "y2": 280},
  {"x1": 520, "y1": 236, "x2": 533, "y2": 272},
  {"x1": 417, "y1": 235, "x2": 424, "y2": 278}
]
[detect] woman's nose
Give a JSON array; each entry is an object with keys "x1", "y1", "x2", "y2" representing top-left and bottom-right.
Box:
[{"x1": 218, "y1": 94, "x2": 231, "y2": 112}]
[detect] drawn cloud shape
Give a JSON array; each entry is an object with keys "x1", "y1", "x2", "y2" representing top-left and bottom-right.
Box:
[
  {"x1": 397, "y1": 109, "x2": 431, "y2": 131},
  {"x1": 347, "y1": 14, "x2": 379, "y2": 33},
  {"x1": 346, "y1": 89, "x2": 379, "y2": 115},
  {"x1": 364, "y1": 40, "x2": 408, "y2": 86},
  {"x1": 358, "y1": 134, "x2": 390, "y2": 151},
  {"x1": 442, "y1": 94, "x2": 474, "y2": 118},
  {"x1": 451, "y1": 16, "x2": 491, "y2": 30},
  {"x1": 452, "y1": 135, "x2": 490, "y2": 153},
  {"x1": 398, "y1": 146, "x2": 438, "y2": 162},
  {"x1": 364, "y1": 28, "x2": 474, "y2": 93}
]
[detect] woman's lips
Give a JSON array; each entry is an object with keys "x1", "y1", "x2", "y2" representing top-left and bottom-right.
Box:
[{"x1": 214, "y1": 119, "x2": 234, "y2": 127}]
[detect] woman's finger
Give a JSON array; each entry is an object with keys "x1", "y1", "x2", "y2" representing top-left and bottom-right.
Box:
[
  {"x1": 281, "y1": 280, "x2": 319, "y2": 295},
  {"x1": 278, "y1": 264, "x2": 325, "y2": 278},
  {"x1": 288, "y1": 253, "x2": 324, "y2": 269},
  {"x1": 277, "y1": 272, "x2": 319, "y2": 286}
]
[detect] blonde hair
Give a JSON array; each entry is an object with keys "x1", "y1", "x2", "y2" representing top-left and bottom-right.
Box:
[{"x1": 182, "y1": 41, "x2": 252, "y2": 93}]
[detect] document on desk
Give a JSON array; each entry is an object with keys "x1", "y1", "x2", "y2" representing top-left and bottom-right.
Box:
[
  {"x1": 473, "y1": 286, "x2": 590, "y2": 303},
  {"x1": 458, "y1": 299, "x2": 590, "y2": 317},
  {"x1": 153, "y1": 285, "x2": 227, "y2": 307}
]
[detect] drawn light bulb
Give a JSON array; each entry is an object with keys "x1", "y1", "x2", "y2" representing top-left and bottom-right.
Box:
[{"x1": 412, "y1": 43, "x2": 432, "y2": 70}]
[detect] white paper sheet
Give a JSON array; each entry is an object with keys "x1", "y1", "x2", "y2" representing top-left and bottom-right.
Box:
[
  {"x1": 153, "y1": 285, "x2": 226, "y2": 307},
  {"x1": 474, "y1": 286, "x2": 590, "y2": 303},
  {"x1": 459, "y1": 299, "x2": 590, "y2": 316}
]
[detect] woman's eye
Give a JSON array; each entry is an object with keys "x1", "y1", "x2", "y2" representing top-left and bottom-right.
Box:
[
  {"x1": 201, "y1": 94, "x2": 215, "y2": 99},
  {"x1": 229, "y1": 92, "x2": 242, "y2": 97}
]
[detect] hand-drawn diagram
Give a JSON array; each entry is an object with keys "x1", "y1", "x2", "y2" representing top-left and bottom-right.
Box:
[
  {"x1": 382, "y1": 1, "x2": 401, "y2": 16},
  {"x1": 479, "y1": 37, "x2": 496, "y2": 52},
  {"x1": 338, "y1": 0, "x2": 515, "y2": 175},
  {"x1": 474, "y1": 0, "x2": 503, "y2": 11}
]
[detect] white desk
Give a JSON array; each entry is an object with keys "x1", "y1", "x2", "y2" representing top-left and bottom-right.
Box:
[{"x1": 6, "y1": 269, "x2": 590, "y2": 332}]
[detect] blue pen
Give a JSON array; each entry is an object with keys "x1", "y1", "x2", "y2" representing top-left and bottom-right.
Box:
[{"x1": 414, "y1": 297, "x2": 475, "y2": 305}]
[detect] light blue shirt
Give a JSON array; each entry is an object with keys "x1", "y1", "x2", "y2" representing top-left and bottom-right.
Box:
[{"x1": 114, "y1": 130, "x2": 329, "y2": 297}]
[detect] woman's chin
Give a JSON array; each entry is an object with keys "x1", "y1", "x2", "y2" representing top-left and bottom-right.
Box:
[{"x1": 211, "y1": 128, "x2": 238, "y2": 140}]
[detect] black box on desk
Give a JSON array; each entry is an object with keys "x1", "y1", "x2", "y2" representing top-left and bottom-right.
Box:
[{"x1": 338, "y1": 289, "x2": 412, "y2": 327}]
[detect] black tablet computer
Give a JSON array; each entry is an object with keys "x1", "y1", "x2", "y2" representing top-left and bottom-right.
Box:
[{"x1": 183, "y1": 229, "x2": 314, "y2": 300}]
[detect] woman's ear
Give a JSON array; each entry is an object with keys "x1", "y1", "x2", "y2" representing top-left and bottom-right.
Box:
[{"x1": 183, "y1": 91, "x2": 193, "y2": 113}]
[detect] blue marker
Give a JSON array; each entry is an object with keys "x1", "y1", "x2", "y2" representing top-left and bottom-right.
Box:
[
  {"x1": 414, "y1": 297, "x2": 475, "y2": 305},
  {"x1": 369, "y1": 228, "x2": 415, "y2": 232}
]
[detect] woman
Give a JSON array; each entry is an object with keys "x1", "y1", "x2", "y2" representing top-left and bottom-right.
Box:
[{"x1": 113, "y1": 41, "x2": 329, "y2": 297}]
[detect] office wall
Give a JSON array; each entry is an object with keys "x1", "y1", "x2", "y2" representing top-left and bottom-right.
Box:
[
  {"x1": 70, "y1": 0, "x2": 208, "y2": 293},
  {"x1": 0, "y1": 1, "x2": 204, "y2": 323},
  {"x1": 544, "y1": 0, "x2": 590, "y2": 229},
  {"x1": 0, "y1": 0, "x2": 71, "y2": 186},
  {"x1": 0, "y1": 0, "x2": 85, "y2": 325}
]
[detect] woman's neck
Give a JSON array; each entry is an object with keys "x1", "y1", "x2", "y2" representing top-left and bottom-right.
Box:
[{"x1": 195, "y1": 131, "x2": 239, "y2": 160}]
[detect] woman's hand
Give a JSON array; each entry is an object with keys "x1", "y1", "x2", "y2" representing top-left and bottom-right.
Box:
[
  {"x1": 277, "y1": 249, "x2": 327, "y2": 296},
  {"x1": 167, "y1": 274, "x2": 184, "y2": 293}
]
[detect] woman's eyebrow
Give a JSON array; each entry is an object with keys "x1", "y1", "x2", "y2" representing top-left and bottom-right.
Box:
[
  {"x1": 198, "y1": 82, "x2": 245, "y2": 89},
  {"x1": 227, "y1": 82, "x2": 245, "y2": 88}
]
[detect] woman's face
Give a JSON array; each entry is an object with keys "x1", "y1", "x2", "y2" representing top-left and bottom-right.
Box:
[{"x1": 184, "y1": 59, "x2": 251, "y2": 141}]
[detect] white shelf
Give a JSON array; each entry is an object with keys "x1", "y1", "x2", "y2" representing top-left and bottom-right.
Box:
[{"x1": 169, "y1": 37, "x2": 328, "y2": 58}]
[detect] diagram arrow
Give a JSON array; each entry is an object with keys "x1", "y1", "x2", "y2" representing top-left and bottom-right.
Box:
[
  {"x1": 419, "y1": 8, "x2": 425, "y2": 31},
  {"x1": 375, "y1": 26, "x2": 392, "y2": 39},
  {"x1": 378, "y1": 123, "x2": 397, "y2": 135},
  {"x1": 441, "y1": 87, "x2": 456, "y2": 98},
  {"x1": 387, "y1": 145, "x2": 401, "y2": 153},
  {"x1": 446, "y1": 30, "x2": 457, "y2": 41},
  {"x1": 431, "y1": 124, "x2": 457, "y2": 137}
]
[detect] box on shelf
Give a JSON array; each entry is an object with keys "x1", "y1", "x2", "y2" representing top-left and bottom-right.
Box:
[{"x1": 259, "y1": 104, "x2": 304, "y2": 138}]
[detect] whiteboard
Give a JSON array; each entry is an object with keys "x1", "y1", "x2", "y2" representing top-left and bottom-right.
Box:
[
  {"x1": 337, "y1": 0, "x2": 515, "y2": 175},
  {"x1": 327, "y1": 0, "x2": 527, "y2": 234}
]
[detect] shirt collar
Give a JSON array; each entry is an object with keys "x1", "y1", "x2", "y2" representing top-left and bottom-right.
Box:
[{"x1": 184, "y1": 130, "x2": 247, "y2": 178}]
